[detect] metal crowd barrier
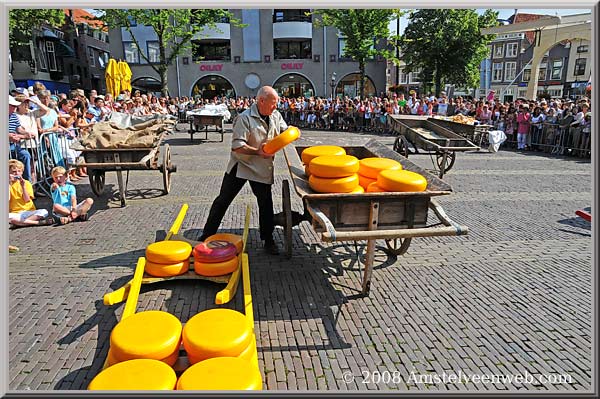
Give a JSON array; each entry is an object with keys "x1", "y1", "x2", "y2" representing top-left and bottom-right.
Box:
[{"x1": 500, "y1": 122, "x2": 590, "y2": 157}]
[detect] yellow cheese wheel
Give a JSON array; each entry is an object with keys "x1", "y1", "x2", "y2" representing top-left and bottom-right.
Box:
[
  {"x1": 146, "y1": 240, "x2": 192, "y2": 264},
  {"x1": 350, "y1": 185, "x2": 365, "y2": 193},
  {"x1": 358, "y1": 157, "x2": 403, "y2": 179},
  {"x1": 263, "y1": 126, "x2": 301, "y2": 154},
  {"x1": 182, "y1": 308, "x2": 252, "y2": 362},
  {"x1": 358, "y1": 174, "x2": 377, "y2": 190},
  {"x1": 309, "y1": 155, "x2": 359, "y2": 178},
  {"x1": 194, "y1": 255, "x2": 239, "y2": 277},
  {"x1": 110, "y1": 311, "x2": 182, "y2": 362},
  {"x1": 145, "y1": 259, "x2": 189, "y2": 277},
  {"x1": 107, "y1": 347, "x2": 179, "y2": 367},
  {"x1": 366, "y1": 182, "x2": 387, "y2": 192},
  {"x1": 176, "y1": 357, "x2": 262, "y2": 390},
  {"x1": 308, "y1": 174, "x2": 359, "y2": 193},
  {"x1": 205, "y1": 233, "x2": 243, "y2": 254},
  {"x1": 377, "y1": 169, "x2": 428, "y2": 192},
  {"x1": 187, "y1": 337, "x2": 256, "y2": 365},
  {"x1": 301, "y1": 145, "x2": 346, "y2": 165},
  {"x1": 88, "y1": 359, "x2": 177, "y2": 390}
]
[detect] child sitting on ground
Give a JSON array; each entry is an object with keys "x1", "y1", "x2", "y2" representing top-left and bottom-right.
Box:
[
  {"x1": 50, "y1": 166, "x2": 94, "y2": 225},
  {"x1": 8, "y1": 159, "x2": 53, "y2": 227}
]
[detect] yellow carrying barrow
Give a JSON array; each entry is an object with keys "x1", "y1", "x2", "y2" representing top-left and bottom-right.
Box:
[{"x1": 103, "y1": 203, "x2": 249, "y2": 306}]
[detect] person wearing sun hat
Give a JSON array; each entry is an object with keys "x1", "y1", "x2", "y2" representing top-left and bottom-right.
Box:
[{"x1": 8, "y1": 95, "x2": 33, "y2": 181}]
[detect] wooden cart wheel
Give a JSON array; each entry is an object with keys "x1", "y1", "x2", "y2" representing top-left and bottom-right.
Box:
[
  {"x1": 89, "y1": 169, "x2": 105, "y2": 197},
  {"x1": 282, "y1": 179, "x2": 293, "y2": 259},
  {"x1": 162, "y1": 144, "x2": 172, "y2": 194},
  {"x1": 393, "y1": 136, "x2": 410, "y2": 158},
  {"x1": 384, "y1": 237, "x2": 412, "y2": 256},
  {"x1": 436, "y1": 150, "x2": 456, "y2": 174}
]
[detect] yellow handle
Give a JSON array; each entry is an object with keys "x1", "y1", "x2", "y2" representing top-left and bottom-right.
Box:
[{"x1": 166, "y1": 203, "x2": 189, "y2": 241}]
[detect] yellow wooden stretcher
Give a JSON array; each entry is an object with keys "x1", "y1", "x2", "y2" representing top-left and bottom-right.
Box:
[
  {"x1": 103, "y1": 203, "x2": 249, "y2": 306},
  {"x1": 99, "y1": 204, "x2": 259, "y2": 376}
]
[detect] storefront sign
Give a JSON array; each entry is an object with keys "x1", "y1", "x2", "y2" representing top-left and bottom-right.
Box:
[
  {"x1": 281, "y1": 62, "x2": 303, "y2": 70},
  {"x1": 199, "y1": 64, "x2": 223, "y2": 72}
]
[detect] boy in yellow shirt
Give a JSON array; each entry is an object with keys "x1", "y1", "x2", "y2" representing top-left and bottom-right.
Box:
[{"x1": 8, "y1": 160, "x2": 53, "y2": 227}]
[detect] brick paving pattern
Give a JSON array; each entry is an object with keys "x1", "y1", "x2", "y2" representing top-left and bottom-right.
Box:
[{"x1": 8, "y1": 125, "x2": 592, "y2": 391}]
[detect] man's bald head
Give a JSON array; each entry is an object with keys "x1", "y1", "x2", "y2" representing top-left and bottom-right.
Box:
[
  {"x1": 257, "y1": 86, "x2": 278, "y2": 100},
  {"x1": 257, "y1": 86, "x2": 279, "y2": 116}
]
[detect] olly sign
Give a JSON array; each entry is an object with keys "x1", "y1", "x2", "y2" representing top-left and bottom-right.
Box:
[
  {"x1": 281, "y1": 63, "x2": 303, "y2": 70},
  {"x1": 199, "y1": 64, "x2": 223, "y2": 72}
]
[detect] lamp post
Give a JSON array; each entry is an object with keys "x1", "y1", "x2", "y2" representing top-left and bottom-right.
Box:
[{"x1": 330, "y1": 72, "x2": 337, "y2": 99}]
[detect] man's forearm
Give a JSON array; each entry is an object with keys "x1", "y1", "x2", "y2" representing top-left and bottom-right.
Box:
[{"x1": 233, "y1": 144, "x2": 261, "y2": 156}]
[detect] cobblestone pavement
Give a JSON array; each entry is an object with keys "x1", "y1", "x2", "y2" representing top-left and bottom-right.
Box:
[{"x1": 8, "y1": 125, "x2": 592, "y2": 391}]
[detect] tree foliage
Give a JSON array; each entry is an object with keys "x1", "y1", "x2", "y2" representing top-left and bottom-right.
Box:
[
  {"x1": 400, "y1": 9, "x2": 498, "y2": 96},
  {"x1": 9, "y1": 9, "x2": 66, "y2": 47},
  {"x1": 312, "y1": 9, "x2": 403, "y2": 98},
  {"x1": 99, "y1": 9, "x2": 239, "y2": 96}
]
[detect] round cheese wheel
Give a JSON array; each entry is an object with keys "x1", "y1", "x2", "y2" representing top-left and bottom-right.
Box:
[
  {"x1": 263, "y1": 126, "x2": 301, "y2": 154},
  {"x1": 309, "y1": 155, "x2": 359, "y2": 178},
  {"x1": 366, "y1": 182, "x2": 387, "y2": 192},
  {"x1": 88, "y1": 359, "x2": 177, "y2": 390},
  {"x1": 308, "y1": 174, "x2": 359, "y2": 193},
  {"x1": 377, "y1": 169, "x2": 428, "y2": 192},
  {"x1": 193, "y1": 240, "x2": 237, "y2": 263},
  {"x1": 301, "y1": 145, "x2": 346, "y2": 165},
  {"x1": 182, "y1": 309, "x2": 252, "y2": 362},
  {"x1": 358, "y1": 174, "x2": 377, "y2": 190},
  {"x1": 194, "y1": 255, "x2": 239, "y2": 277},
  {"x1": 145, "y1": 259, "x2": 189, "y2": 277},
  {"x1": 238, "y1": 337, "x2": 257, "y2": 363},
  {"x1": 205, "y1": 233, "x2": 243, "y2": 254},
  {"x1": 146, "y1": 241, "x2": 192, "y2": 264},
  {"x1": 350, "y1": 185, "x2": 365, "y2": 193},
  {"x1": 109, "y1": 346, "x2": 179, "y2": 367},
  {"x1": 358, "y1": 157, "x2": 402, "y2": 179},
  {"x1": 176, "y1": 357, "x2": 262, "y2": 390},
  {"x1": 110, "y1": 311, "x2": 182, "y2": 362}
]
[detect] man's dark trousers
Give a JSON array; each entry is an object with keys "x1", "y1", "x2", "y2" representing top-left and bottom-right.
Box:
[{"x1": 200, "y1": 164, "x2": 274, "y2": 242}]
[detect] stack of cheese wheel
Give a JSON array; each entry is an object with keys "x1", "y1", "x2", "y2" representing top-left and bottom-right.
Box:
[
  {"x1": 263, "y1": 126, "x2": 301, "y2": 155},
  {"x1": 176, "y1": 357, "x2": 262, "y2": 390},
  {"x1": 377, "y1": 169, "x2": 428, "y2": 192},
  {"x1": 308, "y1": 154, "x2": 360, "y2": 193},
  {"x1": 109, "y1": 310, "x2": 182, "y2": 367},
  {"x1": 88, "y1": 359, "x2": 177, "y2": 390},
  {"x1": 358, "y1": 157, "x2": 402, "y2": 192},
  {"x1": 205, "y1": 233, "x2": 243, "y2": 255},
  {"x1": 145, "y1": 240, "x2": 192, "y2": 277},
  {"x1": 182, "y1": 308, "x2": 256, "y2": 365},
  {"x1": 193, "y1": 240, "x2": 239, "y2": 277},
  {"x1": 301, "y1": 145, "x2": 346, "y2": 177}
]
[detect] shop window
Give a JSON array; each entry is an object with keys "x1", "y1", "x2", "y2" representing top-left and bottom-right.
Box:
[
  {"x1": 123, "y1": 42, "x2": 140, "y2": 64},
  {"x1": 147, "y1": 41, "x2": 160, "y2": 63},
  {"x1": 574, "y1": 58, "x2": 586, "y2": 76},
  {"x1": 273, "y1": 9, "x2": 311, "y2": 23},
  {"x1": 45, "y1": 41, "x2": 57, "y2": 71},
  {"x1": 274, "y1": 39, "x2": 311, "y2": 60},
  {"x1": 550, "y1": 59, "x2": 563, "y2": 80},
  {"x1": 522, "y1": 68, "x2": 531, "y2": 82},
  {"x1": 192, "y1": 40, "x2": 231, "y2": 61}
]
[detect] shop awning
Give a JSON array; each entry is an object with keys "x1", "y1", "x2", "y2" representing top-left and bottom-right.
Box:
[
  {"x1": 42, "y1": 28, "x2": 60, "y2": 40},
  {"x1": 55, "y1": 40, "x2": 75, "y2": 58}
]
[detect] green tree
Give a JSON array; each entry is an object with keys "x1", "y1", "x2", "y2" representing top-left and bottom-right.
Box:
[
  {"x1": 9, "y1": 9, "x2": 66, "y2": 49},
  {"x1": 99, "y1": 9, "x2": 239, "y2": 96},
  {"x1": 400, "y1": 9, "x2": 498, "y2": 97},
  {"x1": 312, "y1": 9, "x2": 403, "y2": 98}
]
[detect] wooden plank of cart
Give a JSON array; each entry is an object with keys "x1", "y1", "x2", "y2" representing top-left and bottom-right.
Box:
[
  {"x1": 427, "y1": 116, "x2": 493, "y2": 149},
  {"x1": 186, "y1": 112, "x2": 225, "y2": 142},
  {"x1": 277, "y1": 139, "x2": 469, "y2": 296},
  {"x1": 78, "y1": 130, "x2": 176, "y2": 207},
  {"x1": 99, "y1": 204, "x2": 258, "y2": 375},
  {"x1": 103, "y1": 203, "x2": 250, "y2": 307},
  {"x1": 388, "y1": 115, "x2": 479, "y2": 178}
]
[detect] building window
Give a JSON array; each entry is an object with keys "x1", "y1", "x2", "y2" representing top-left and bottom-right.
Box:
[
  {"x1": 36, "y1": 43, "x2": 48, "y2": 71},
  {"x1": 192, "y1": 40, "x2": 231, "y2": 62},
  {"x1": 88, "y1": 47, "x2": 95, "y2": 67},
  {"x1": 273, "y1": 9, "x2": 311, "y2": 23},
  {"x1": 147, "y1": 41, "x2": 160, "y2": 63},
  {"x1": 576, "y1": 44, "x2": 588, "y2": 53},
  {"x1": 492, "y1": 62, "x2": 503, "y2": 81},
  {"x1": 574, "y1": 58, "x2": 586, "y2": 76},
  {"x1": 45, "y1": 41, "x2": 57, "y2": 71},
  {"x1": 505, "y1": 42, "x2": 518, "y2": 58},
  {"x1": 493, "y1": 44, "x2": 503, "y2": 58},
  {"x1": 550, "y1": 59, "x2": 563, "y2": 80},
  {"x1": 399, "y1": 68, "x2": 408, "y2": 84},
  {"x1": 504, "y1": 62, "x2": 516, "y2": 81},
  {"x1": 409, "y1": 68, "x2": 421, "y2": 84},
  {"x1": 522, "y1": 68, "x2": 531, "y2": 82},
  {"x1": 274, "y1": 39, "x2": 311, "y2": 60},
  {"x1": 123, "y1": 42, "x2": 140, "y2": 64},
  {"x1": 538, "y1": 67, "x2": 547, "y2": 81}
]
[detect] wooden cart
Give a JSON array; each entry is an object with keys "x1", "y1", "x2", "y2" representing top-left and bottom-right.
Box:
[
  {"x1": 187, "y1": 113, "x2": 225, "y2": 142},
  {"x1": 277, "y1": 139, "x2": 469, "y2": 296},
  {"x1": 78, "y1": 131, "x2": 176, "y2": 207},
  {"x1": 388, "y1": 115, "x2": 479, "y2": 178},
  {"x1": 427, "y1": 117, "x2": 492, "y2": 148}
]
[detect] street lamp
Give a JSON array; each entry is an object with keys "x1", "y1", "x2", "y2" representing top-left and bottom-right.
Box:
[{"x1": 330, "y1": 72, "x2": 337, "y2": 99}]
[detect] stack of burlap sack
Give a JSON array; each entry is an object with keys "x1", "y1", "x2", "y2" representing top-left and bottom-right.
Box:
[{"x1": 78, "y1": 118, "x2": 176, "y2": 149}]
